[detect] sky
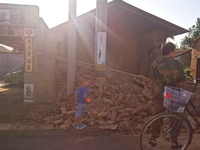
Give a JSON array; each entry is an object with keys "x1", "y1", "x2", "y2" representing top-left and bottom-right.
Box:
[{"x1": 1, "y1": 0, "x2": 200, "y2": 45}]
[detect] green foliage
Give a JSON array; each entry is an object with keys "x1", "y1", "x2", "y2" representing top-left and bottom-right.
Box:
[
  {"x1": 184, "y1": 66, "x2": 191, "y2": 79},
  {"x1": 181, "y1": 18, "x2": 200, "y2": 49}
]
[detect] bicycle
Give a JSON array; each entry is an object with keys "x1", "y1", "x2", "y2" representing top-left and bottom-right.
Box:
[{"x1": 139, "y1": 73, "x2": 200, "y2": 150}]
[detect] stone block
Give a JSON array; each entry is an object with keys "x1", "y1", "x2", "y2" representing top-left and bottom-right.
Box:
[
  {"x1": 110, "y1": 110, "x2": 117, "y2": 121},
  {"x1": 60, "y1": 124, "x2": 70, "y2": 130},
  {"x1": 90, "y1": 109, "x2": 98, "y2": 118},
  {"x1": 60, "y1": 106, "x2": 67, "y2": 114},
  {"x1": 103, "y1": 98, "x2": 114, "y2": 105},
  {"x1": 98, "y1": 112, "x2": 108, "y2": 119},
  {"x1": 64, "y1": 119, "x2": 72, "y2": 125},
  {"x1": 117, "y1": 112, "x2": 130, "y2": 120},
  {"x1": 98, "y1": 120, "x2": 107, "y2": 125},
  {"x1": 52, "y1": 119, "x2": 64, "y2": 125},
  {"x1": 65, "y1": 110, "x2": 75, "y2": 118},
  {"x1": 107, "y1": 120, "x2": 116, "y2": 125}
]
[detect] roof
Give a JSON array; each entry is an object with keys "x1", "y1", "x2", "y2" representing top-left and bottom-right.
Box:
[
  {"x1": 0, "y1": 3, "x2": 39, "y2": 9},
  {"x1": 175, "y1": 49, "x2": 192, "y2": 58},
  {"x1": 190, "y1": 36, "x2": 200, "y2": 48},
  {"x1": 51, "y1": 0, "x2": 188, "y2": 36}
]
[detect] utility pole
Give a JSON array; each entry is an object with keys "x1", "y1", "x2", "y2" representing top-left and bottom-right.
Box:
[
  {"x1": 67, "y1": 0, "x2": 77, "y2": 95},
  {"x1": 95, "y1": 0, "x2": 108, "y2": 82}
]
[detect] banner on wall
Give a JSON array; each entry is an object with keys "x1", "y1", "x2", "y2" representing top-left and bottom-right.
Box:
[
  {"x1": 25, "y1": 38, "x2": 33, "y2": 72},
  {"x1": 97, "y1": 32, "x2": 106, "y2": 65}
]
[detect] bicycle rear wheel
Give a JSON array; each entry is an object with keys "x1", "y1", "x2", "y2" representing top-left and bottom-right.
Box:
[{"x1": 140, "y1": 112, "x2": 192, "y2": 150}]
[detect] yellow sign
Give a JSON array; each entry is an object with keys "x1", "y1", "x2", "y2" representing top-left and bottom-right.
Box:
[
  {"x1": 95, "y1": 77, "x2": 106, "y2": 83},
  {"x1": 95, "y1": 64, "x2": 106, "y2": 71},
  {"x1": 25, "y1": 38, "x2": 33, "y2": 72},
  {"x1": 94, "y1": 64, "x2": 106, "y2": 83}
]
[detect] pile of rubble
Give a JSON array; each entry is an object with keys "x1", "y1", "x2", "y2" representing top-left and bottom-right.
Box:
[
  {"x1": 44, "y1": 65, "x2": 154, "y2": 132},
  {"x1": 46, "y1": 64, "x2": 200, "y2": 133}
]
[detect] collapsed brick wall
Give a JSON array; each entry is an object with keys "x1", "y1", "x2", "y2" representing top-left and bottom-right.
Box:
[
  {"x1": 49, "y1": 59, "x2": 154, "y2": 131},
  {"x1": 55, "y1": 58, "x2": 68, "y2": 95},
  {"x1": 49, "y1": 59, "x2": 200, "y2": 131}
]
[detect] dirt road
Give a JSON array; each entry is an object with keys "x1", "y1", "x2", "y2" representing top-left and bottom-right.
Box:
[
  {"x1": 0, "y1": 129, "x2": 200, "y2": 150},
  {"x1": 0, "y1": 129, "x2": 140, "y2": 150}
]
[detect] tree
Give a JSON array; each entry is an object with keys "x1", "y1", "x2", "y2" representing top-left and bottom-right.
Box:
[{"x1": 181, "y1": 18, "x2": 200, "y2": 49}]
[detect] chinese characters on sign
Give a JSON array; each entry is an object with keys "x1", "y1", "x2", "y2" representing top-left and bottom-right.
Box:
[
  {"x1": 0, "y1": 26, "x2": 14, "y2": 36},
  {"x1": 25, "y1": 38, "x2": 33, "y2": 72},
  {"x1": 0, "y1": 9, "x2": 20, "y2": 22}
]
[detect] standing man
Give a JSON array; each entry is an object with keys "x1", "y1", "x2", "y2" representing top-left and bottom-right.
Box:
[{"x1": 149, "y1": 42, "x2": 188, "y2": 149}]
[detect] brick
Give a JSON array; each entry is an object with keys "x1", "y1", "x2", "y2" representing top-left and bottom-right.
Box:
[
  {"x1": 60, "y1": 106, "x2": 67, "y2": 114},
  {"x1": 98, "y1": 120, "x2": 107, "y2": 125},
  {"x1": 87, "y1": 111, "x2": 93, "y2": 118},
  {"x1": 65, "y1": 110, "x2": 75, "y2": 118},
  {"x1": 103, "y1": 98, "x2": 113, "y2": 105},
  {"x1": 117, "y1": 112, "x2": 130, "y2": 121},
  {"x1": 64, "y1": 119, "x2": 72, "y2": 125},
  {"x1": 107, "y1": 120, "x2": 116, "y2": 125},
  {"x1": 99, "y1": 124, "x2": 118, "y2": 130},
  {"x1": 110, "y1": 110, "x2": 117, "y2": 121},
  {"x1": 90, "y1": 109, "x2": 98, "y2": 118},
  {"x1": 124, "y1": 108, "x2": 135, "y2": 113},
  {"x1": 104, "y1": 91, "x2": 112, "y2": 96},
  {"x1": 52, "y1": 119, "x2": 64, "y2": 125},
  {"x1": 98, "y1": 112, "x2": 108, "y2": 119},
  {"x1": 98, "y1": 84, "x2": 103, "y2": 94},
  {"x1": 60, "y1": 124, "x2": 70, "y2": 130}
]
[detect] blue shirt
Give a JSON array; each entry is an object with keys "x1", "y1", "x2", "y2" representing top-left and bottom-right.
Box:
[{"x1": 76, "y1": 86, "x2": 88, "y2": 104}]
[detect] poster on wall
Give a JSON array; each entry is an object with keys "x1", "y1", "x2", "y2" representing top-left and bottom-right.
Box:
[
  {"x1": 24, "y1": 84, "x2": 34, "y2": 100},
  {"x1": 25, "y1": 38, "x2": 33, "y2": 72},
  {"x1": 97, "y1": 32, "x2": 106, "y2": 65}
]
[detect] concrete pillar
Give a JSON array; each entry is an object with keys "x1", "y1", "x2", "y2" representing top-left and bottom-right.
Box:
[
  {"x1": 24, "y1": 27, "x2": 35, "y2": 104},
  {"x1": 95, "y1": 0, "x2": 108, "y2": 82},
  {"x1": 67, "y1": 0, "x2": 77, "y2": 95}
]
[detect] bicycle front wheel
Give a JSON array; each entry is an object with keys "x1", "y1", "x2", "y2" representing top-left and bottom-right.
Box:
[{"x1": 140, "y1": 112, "x2": 192, "y2": 150}]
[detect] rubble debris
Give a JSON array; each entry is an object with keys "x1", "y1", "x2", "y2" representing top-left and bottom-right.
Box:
[
  {"x1": 47, "y1": 64, "x2": 156, "y2": 132},
  {"x1": 41, "y1": 62, "x2": 200, "y2": 133}
]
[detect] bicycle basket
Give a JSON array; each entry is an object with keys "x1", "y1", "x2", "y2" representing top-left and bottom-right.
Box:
[{"x1": 163, "y1": 86, "x2": 193, "y2": 113}]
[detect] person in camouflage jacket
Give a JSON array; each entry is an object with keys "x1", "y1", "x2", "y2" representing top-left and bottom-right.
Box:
[{"x1": 149, "y1": 42, "x2": 188, "y2": 149}]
